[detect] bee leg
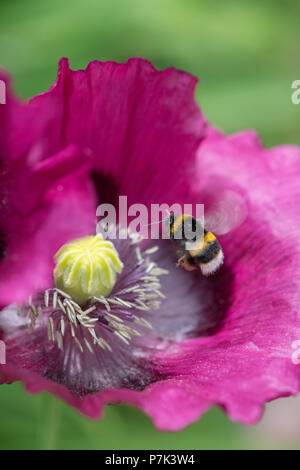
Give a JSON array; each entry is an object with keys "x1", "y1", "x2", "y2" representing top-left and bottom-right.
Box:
[
  {"x1": 177, "y1": 255, "x2": 197, "y2": 271},
  {"x1": 176, "y1": 255, "x2": 186, "y2": 267}
]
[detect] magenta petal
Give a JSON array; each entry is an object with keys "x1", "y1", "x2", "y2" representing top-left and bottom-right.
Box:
[
  {"x1": 29, "y1": 58, "x2": 206, "y2": 205},
  {"x1": 0, "y1": 70, "x2": 56, "y2": 163},
  {"x1": 0, "y1": 363, "x2": 211, "y2": 431},
  {"x1": 8, "y1": 144, "x2": 92, "y2": 214}
]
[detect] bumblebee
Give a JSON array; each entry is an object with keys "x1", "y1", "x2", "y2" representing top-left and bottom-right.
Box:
[{"x1": 167, "y1": 214, "x2": 224, "y2": 275}]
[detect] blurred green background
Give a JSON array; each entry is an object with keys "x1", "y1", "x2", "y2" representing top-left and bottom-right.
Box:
[{"x1": 1, "y1": 0, "x2": 300, "y2": 450}]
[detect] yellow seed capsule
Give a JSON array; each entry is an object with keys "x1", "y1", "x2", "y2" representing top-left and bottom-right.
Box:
[{"x1": 53, "y1": 235, "x2": 123, "y2": 305}]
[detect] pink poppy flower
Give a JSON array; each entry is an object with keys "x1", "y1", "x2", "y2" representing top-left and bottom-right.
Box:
[{"x1": 1, "y1": 59, "x2": 300, "y2": 432}]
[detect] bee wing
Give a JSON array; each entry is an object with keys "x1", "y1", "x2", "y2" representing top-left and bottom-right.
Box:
[{"x1": 203, "y1": 190, "x2": 248, "y2": 236}]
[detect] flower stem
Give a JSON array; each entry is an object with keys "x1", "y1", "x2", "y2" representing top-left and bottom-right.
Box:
[{"x1": 40, "y1": 394, "x2": 61, "y2": 450}]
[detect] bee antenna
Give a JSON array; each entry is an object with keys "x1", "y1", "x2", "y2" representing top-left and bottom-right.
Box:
[{"x1": 143, "y1": 213, "x2": 170, "y2": 227}]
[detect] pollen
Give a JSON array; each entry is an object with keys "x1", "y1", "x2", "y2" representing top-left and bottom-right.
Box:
[{"x1": 54, "y1": 235, "x2": 124, "y2": 305}]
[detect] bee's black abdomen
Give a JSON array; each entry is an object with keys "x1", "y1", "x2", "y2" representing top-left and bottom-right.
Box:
[{"x1": 194, "y1": 239, "x2": 221, "y2": 264}]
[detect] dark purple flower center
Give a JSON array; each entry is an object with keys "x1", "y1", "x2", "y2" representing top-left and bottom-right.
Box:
[{"x1": 149, "y1": 239, "x2": 232, "y2": 340}]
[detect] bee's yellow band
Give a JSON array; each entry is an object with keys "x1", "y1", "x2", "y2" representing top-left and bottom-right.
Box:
[
  {"x1": 171, "y1": 214, "x2": 192, "y2": 235},
  {"x1": 189, "y1": 231, "x2": 216, "y2": 256}
]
